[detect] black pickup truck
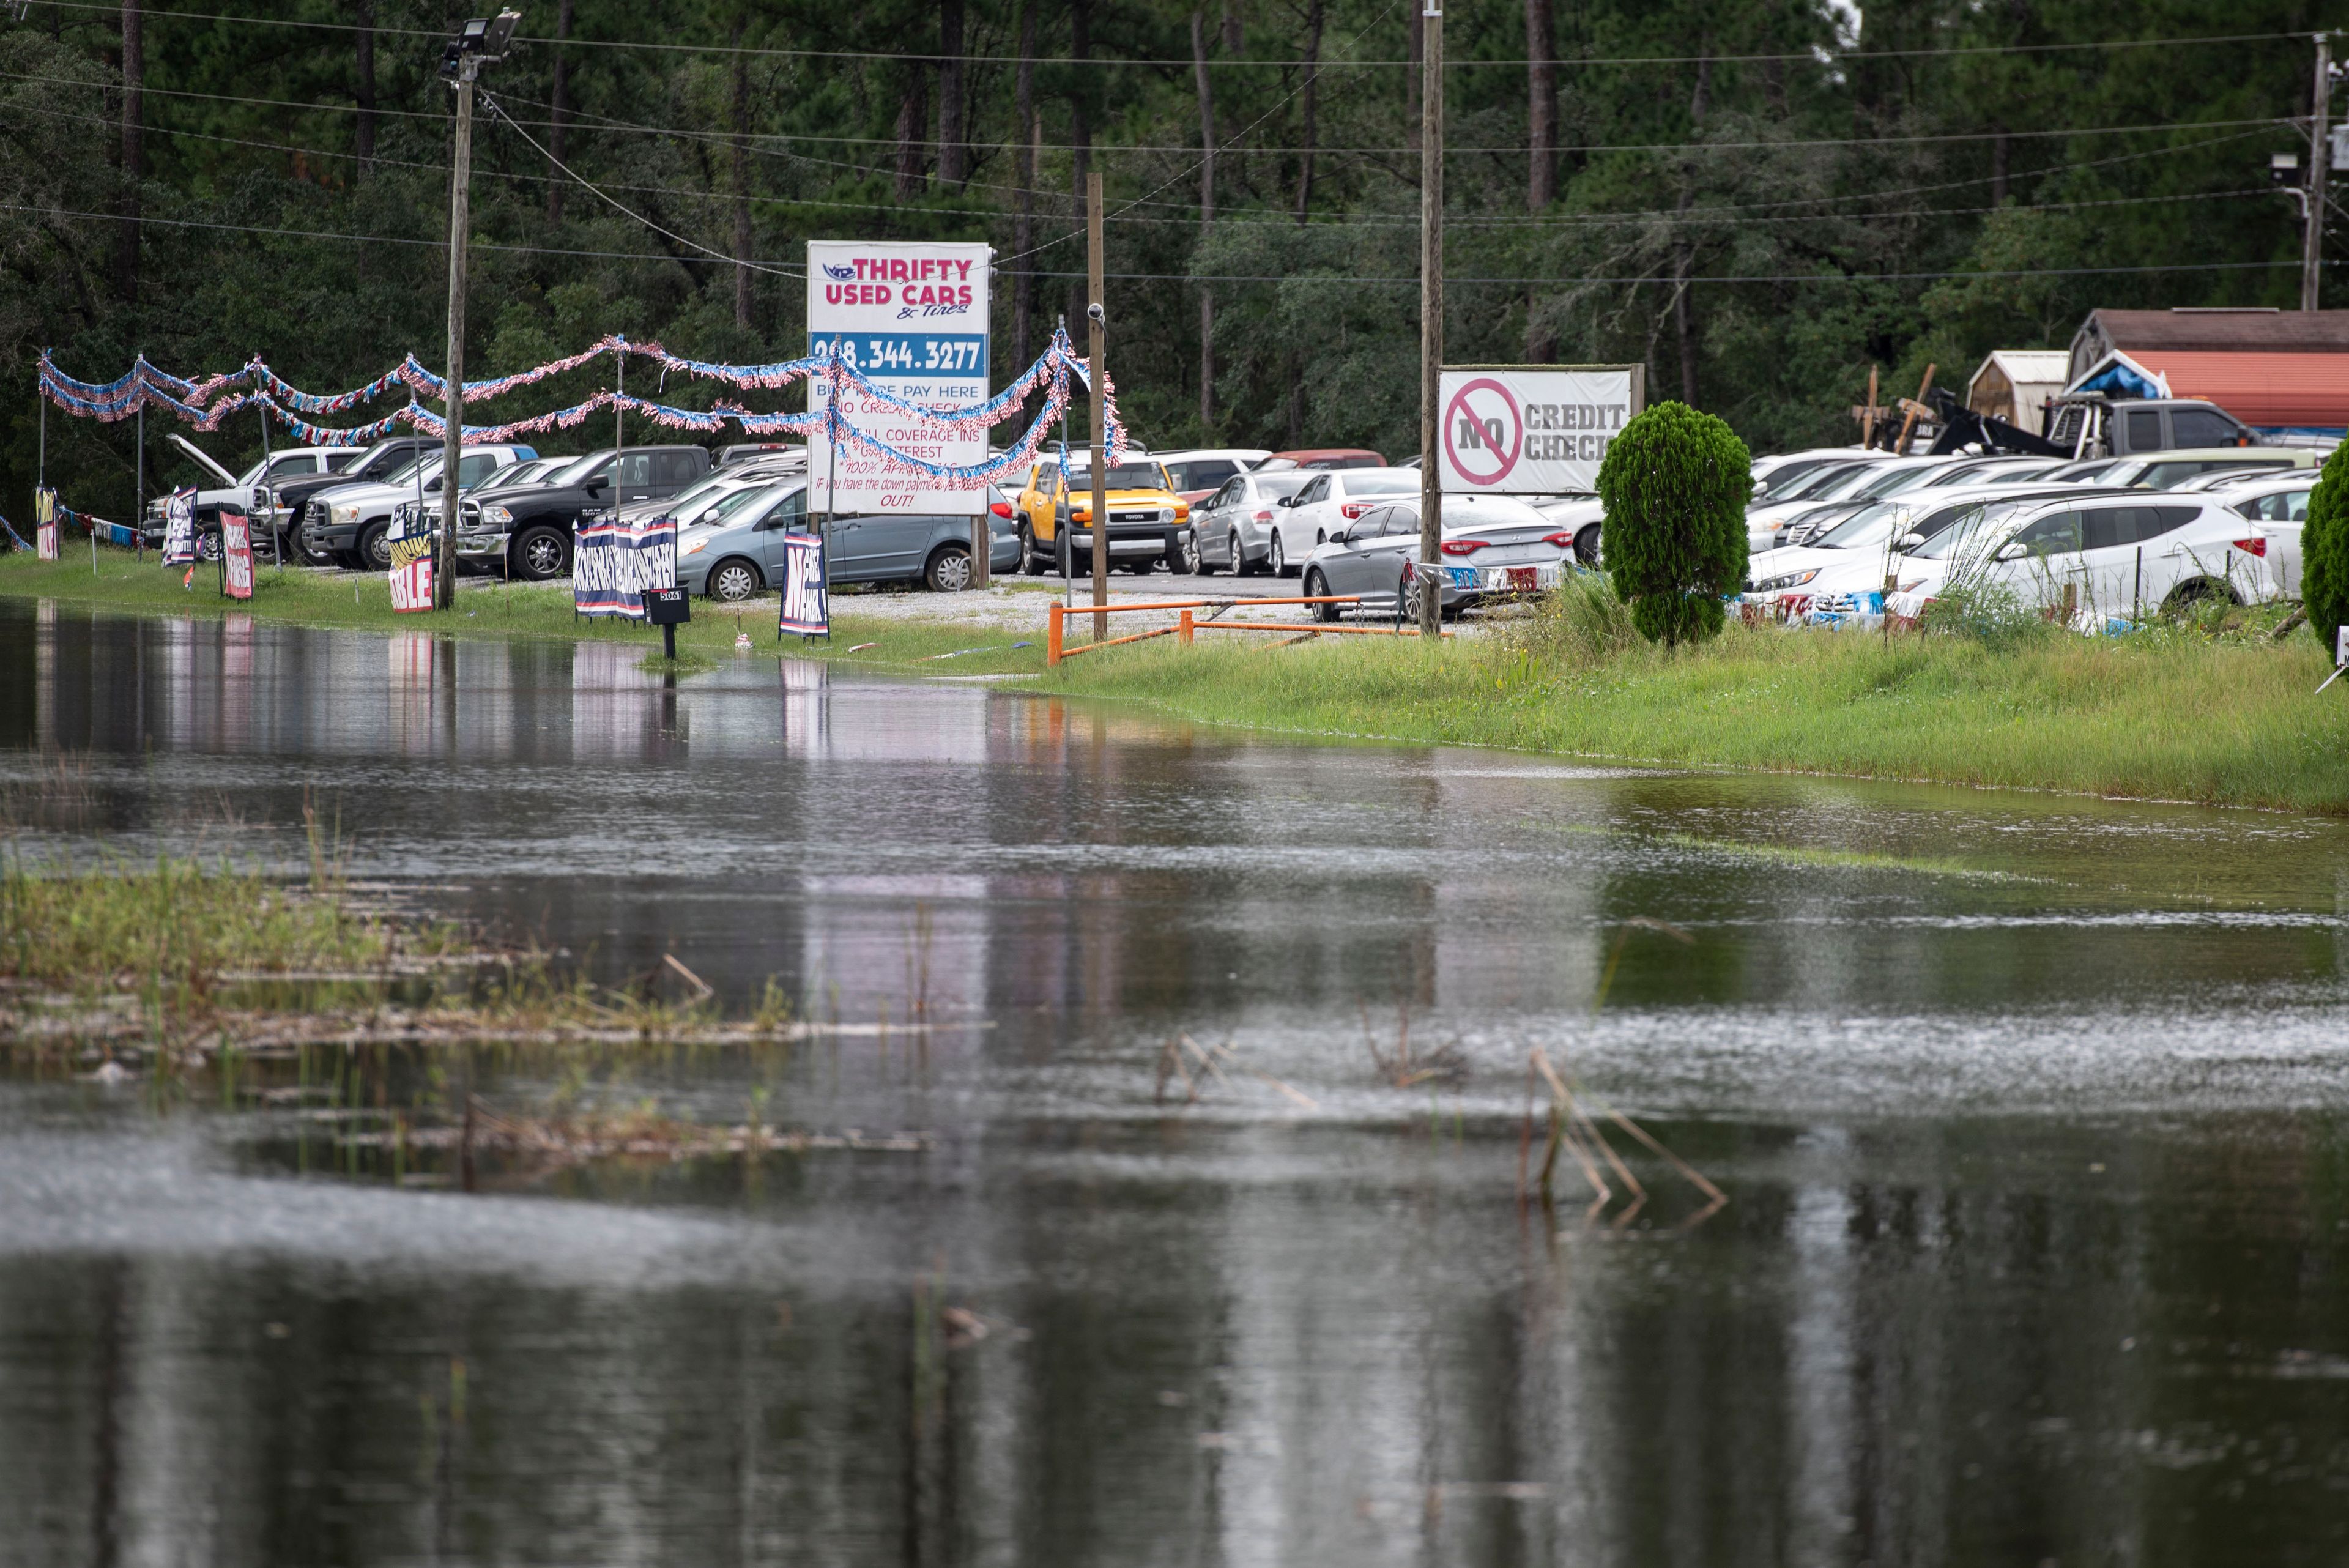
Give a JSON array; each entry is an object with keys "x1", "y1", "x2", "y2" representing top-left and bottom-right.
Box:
[{"x1": 455, "y1": 445, "x2": 710, "y2": 579}]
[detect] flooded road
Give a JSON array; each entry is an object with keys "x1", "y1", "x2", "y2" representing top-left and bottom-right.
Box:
[{"x1": 4, "y1": 602, "x2": 2348, "y2": 1567}]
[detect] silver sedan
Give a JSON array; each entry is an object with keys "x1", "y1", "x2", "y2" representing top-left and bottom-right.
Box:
[
  {"x1": 1192, "y1": 471, "x2": 1315, "y2": 575},
  {"x1": 1297, "y1": 495, "x2": 1573, "y2": 622}
]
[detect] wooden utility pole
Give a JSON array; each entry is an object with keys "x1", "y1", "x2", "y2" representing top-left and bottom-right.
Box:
[
  {"x1": 1416, "y1": 0, "x2": 1444, "y2": 639},
  {"x1": 1088, "y1": 170, "x2": 1109, "y2": 640},
  {"x1": 2305, "y1": 31, "x2": 2333, "y2": 312},
  {"x1": 437, "y1": 62, "x2": 477, "y2": 609}
]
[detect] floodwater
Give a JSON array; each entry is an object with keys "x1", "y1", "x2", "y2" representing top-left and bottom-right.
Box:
[{"x1": 3, "y1": 601, "x2": 2347, "y2": 1567}]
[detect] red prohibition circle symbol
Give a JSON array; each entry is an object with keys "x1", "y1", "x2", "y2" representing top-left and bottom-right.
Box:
[{"x1": 1442, "y1": 377, "x2": 1523, "y2": 486}]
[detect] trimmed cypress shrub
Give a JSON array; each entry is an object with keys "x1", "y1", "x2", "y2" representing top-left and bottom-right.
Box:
[
  {"x1": 2304, "y1": 442, "x2": 2349, "y2": 664},
  {"x1": 1595, "y1": 401, "x2": 1753, "y2": 648}
]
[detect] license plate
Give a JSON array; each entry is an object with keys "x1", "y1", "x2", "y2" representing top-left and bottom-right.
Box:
[{"x1": 1445, "y1": 566, "x2": 1477, "y2": 587}]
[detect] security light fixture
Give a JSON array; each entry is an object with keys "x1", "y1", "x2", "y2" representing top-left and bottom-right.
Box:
[
  {"x1": 440, "y1": 9, "x2": 521, "y2": 76},
  {"x1": 2272, "y1": 150, "x2": 2301, "y2": 184}
]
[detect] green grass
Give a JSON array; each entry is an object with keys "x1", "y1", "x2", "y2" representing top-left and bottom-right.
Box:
[
  {"x1": 0, "y1": 552, "x2": 1046, "y2": 668},
  {"x1": 11, "y1": 552, "x2": 2348, "y2": 813},
  {"x1": 1030, "y1": 613, "x2": 2349, "y2": 814},
  {"x1": 0, "y1": 847, "x2": 418, "y2": 1009}
]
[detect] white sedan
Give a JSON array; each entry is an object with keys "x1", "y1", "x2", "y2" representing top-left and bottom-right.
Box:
[{"x1": 1269, "y1": 467, "x2": 1422, "y2": 575}]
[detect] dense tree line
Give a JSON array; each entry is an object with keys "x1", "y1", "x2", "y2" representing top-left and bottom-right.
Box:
[{"x1": 0, "y1": 0, "x2": 2327, "y2": 522}]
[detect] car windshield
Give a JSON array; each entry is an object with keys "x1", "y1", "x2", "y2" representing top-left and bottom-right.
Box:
[
  {"x1": 1347, "y1": 474, "x2": 1419, "y2": 496},
  {"x1": 1809, "y1": 501, "x2": 1907, "y2": 549},
  {"x1": 1778, "y1": 463, "x2": 1874, "y2": 500},
  {"x1": 1857, "y1": 466, "x2": 1943, "y2": 498},
  {"x1": 379, "y1": 456, "x2": 437, "y2": 487},
  {"x1": 686, "y1": 486, "x2": 773, "y2": 527},
  {"x1": 1807, "y1": 464, "x2": 1898, "y2": 501},
  {"x1": 1909, "y1": 500, "x2": 2041, "y2": 560},
  {"x1": 543, "y1": 452, "x2": 614, "y2": 485},
  {"x1": 667, "y1": 472, "x2": 743, "y2": 513},
  {"x1": 1066, "y1": 463, "x2": 1168, "y2": 489}
]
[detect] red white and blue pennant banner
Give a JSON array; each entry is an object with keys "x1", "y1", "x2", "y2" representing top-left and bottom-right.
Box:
[{"x1": 36, "y1": 329, "x2": 1124, "y2": 493}]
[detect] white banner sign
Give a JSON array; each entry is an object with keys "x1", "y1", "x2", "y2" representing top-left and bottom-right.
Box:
[
  {"x1": 806, "y1": 240, "x2": 992, "y2": 515},
  {"x1": 1436, "y1": 366, "x2": 1644, "y2": 494}
]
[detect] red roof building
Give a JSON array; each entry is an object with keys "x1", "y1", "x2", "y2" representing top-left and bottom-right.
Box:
[{"x1": 2067, "y1": 308, "x2": 2349, "y2": 431}]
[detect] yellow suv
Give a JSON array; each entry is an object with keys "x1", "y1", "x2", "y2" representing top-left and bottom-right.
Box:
[{"x1": 1014, "y1": 456, "x2": 1197, "y2": 576}]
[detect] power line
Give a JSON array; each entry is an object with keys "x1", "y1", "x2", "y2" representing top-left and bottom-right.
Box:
[
  {"x1": 478, "y1": 89, "x2": 796, "y2": 277},
  {"x1": 0, "y1": 199, "x2": 759, "y2": 269},
  {"x1": 9, "y1": 198, "x2": 2313, "y2": 289},
  {"x1": 16, "y1": 2, "x2": 2311, "y2": 71},
  {"x1": 0, "y1": 62, "x2": 2293, "y2": 222},
  {"x1": 1021, "y1": 258, "x2": 2337, "y2": 284},
  {"x1": 33, "y1": 103, "x2": 2271, "y2": 236}
]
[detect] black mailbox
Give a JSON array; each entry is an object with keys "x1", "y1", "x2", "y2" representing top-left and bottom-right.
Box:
[{"x1": 645, "y1": 587, "x2": 690, "y2": 625}]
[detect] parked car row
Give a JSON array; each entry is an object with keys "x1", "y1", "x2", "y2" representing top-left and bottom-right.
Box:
[{"x1": 1735, "y1": 445, "x2": 2327, "y2": 624}]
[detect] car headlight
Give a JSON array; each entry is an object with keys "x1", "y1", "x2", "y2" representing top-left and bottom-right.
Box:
[
  {"x1": 680, "y1": 538, "x2": 708, "y2": 557},
  {"x1": 1753, "y1": 568, "x2": 1820, "y2": 593},
  {"x1": 480, "y1": 504, "x2": 512, "y2": 527},
  {"x1": 1159, "y1": 506, "x2": 1177, "y2": 523},
  {"x1": 332, "y1": 503, "x2": 360, "y2": 527}
]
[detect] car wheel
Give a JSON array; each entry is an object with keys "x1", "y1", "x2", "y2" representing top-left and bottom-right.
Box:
[
  {"x1": 1269, "y1": 532, "x2": 1290, "y2": 577},
  {"x1": 196, "y1": 529, "x2": 224, "y2": 563},
  {"x1": 1575, "y1": 523, "x2": 1603, "y2": 567},
  {"x1": 1305, "y1": 568, "x2": 1340, "y2": 622},
  {"x1": 513, "y1": 525, "x2": 570, "y2": 581},
  {"x1": 1402, "y1": 577, "x2": 1426, "y2": 626},
  {"x1": 708, "y1": 558, "x2": 762, "y2": 603},
  {"x1": 1019, "y1": 523, "x2": 1049, "y2": 576},
  {"x1": 926, "y1": 545, "x2": 975, "y2": 593},
  {"x1": 357, "y1": 521, "x2": 392, "y2": 571},
  {"x1": 1174, "y1": 532, "x2": 1203, "y2": 575},
  {"x1": 1227, "y1": 532, "x2": 1250, "y2": 576}
]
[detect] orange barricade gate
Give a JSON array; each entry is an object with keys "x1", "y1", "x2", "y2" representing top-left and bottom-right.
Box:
[{"x1": 1045, "y1": 597, "x2": 1451, "y2": 666}]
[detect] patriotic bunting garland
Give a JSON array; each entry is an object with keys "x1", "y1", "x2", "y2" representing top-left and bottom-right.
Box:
[{"x1": 35, "y1": 327, "x2": 1123, "y2": 491}]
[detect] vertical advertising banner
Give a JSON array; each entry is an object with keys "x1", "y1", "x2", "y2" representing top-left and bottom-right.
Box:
[
  {"x1": 387, "y1": 505, "x2": 436, "y2": 612},
  {"x1": 572, "y1": 516, "x2": 679, "y2": 620},
  {"x1": 34, "y1": 488, "x2": 58, "y2": 560},
  {"x1": 806, "y1": 240, "x2": 992, "y2": 516},
  {"x1": 161, "y1": 488, "x2": 198, "y2": 564},
  {"x1": 779, "y1": 532, "x2": 829, "y2": 635},
  {"x1": 220, "y1": 507, "x2": 254, "y2": 599},
  {"x1": 1436, "y1": 366, "x2": 1646, "y2": 495}
]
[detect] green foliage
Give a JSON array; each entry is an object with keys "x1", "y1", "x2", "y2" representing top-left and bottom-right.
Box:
[
  {"x1": 1918, "y1": 578, "x2": 2055, "y2": 652},
  {"x1": 2304, "y1": 442, "x2": 2349, "y2": 664},
  {"x1": 1595, "y1": 402, "x2": 1751, "y2": 647},
  {"x1": 1510, "y1": 567, "x2": 1641, "y2": 666}
]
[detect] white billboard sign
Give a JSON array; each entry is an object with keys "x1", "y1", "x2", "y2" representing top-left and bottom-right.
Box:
[
  {"x1": 1436, "y1": 365, "x2": 1646, "y2": 494},
  {"x1": 806, "y1": 240, "x2": 992, "y2": 515}
]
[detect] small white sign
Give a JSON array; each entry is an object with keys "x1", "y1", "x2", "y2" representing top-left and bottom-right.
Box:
[
  {"x1": 2338, "y1": 624, "x2": 2347, "y2": 669},
  {"x1": 806, "y1": 240, "x2": 992, "y2": 516},
  {"x1": 1437, "y1": 366, "x2": 1644, "y2": 494}
]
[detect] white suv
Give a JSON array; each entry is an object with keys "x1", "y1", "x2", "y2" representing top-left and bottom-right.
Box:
[{"x1": 1888, "y1": 493, "x2": 2273, "y2": 622}]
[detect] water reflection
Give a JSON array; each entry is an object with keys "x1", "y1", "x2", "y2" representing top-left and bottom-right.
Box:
[{"x1": 2, "y1": 601, "x2": 2348, "y2": 1566}]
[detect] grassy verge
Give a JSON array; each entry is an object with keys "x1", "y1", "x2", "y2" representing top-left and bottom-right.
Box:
[
  {"x1": 10, "y1": 552, "x2": 2347, "y2": 812},
  {"x1": 0, "y1": 552, "x2": 1046, "y2": 668},
  {"x1": 1031, "y1": 601, "x2": 2349, "y2": 814}
]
